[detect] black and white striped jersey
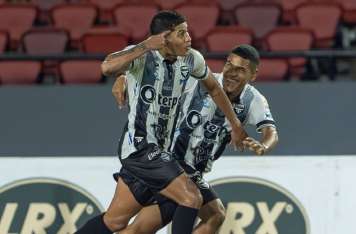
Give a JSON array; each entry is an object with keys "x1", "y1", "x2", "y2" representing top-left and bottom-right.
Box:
[
  {"x1": 171, "y1": 73, "x2": 276, "y2": 173},
  {"x1": 119, "y1": 47, "x2": 209, "y2": 160}
]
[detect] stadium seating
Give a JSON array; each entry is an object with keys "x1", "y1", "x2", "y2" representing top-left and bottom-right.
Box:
[
  {"x1": 154, "y1": 0, "x2": 186, "y2": 9},
  {"x1": 258, "y1": 58, "x2": 289, "y2": 81},
  {"x1": 51, "y1": 4, "x2": 98, "y2": 48},
  {"x1": 81, "y1": 28, "x2": 129, "y2": 53},
  {"x1": 59, "y1": 60, "x2": 102, "y2": 84},
  {"x1": 0, "y1": 31, "x2": 9, "y2": 53},
  {"x1": 22, "y1": 28, "x2": 69, "y2": 54},
  {"x1": 265, "y1": 27, "x2": 314, "y2": 75},
  {"x1": 337, "y1": 0, "x2": 356, "y2": 25},
  {"x1": 0, "y1": 4, "x2": 38, "y2": 49},
  {"x1": 175, "y1": 3, "x2": 219, "y2": 44},
  {"x1": 30, "y1": 0, "x2": 67, "y2": 24},
  {"x1": 206, "y1": 26, "x2": 253, "y2": 52},
  {"x1": 234, "y1": 3, "x2": 281, "y2": 45},
  {"x1": 296, "y1": 3, "x2": 342, "y2": 48},
  {"x1": 88, "y1": 0, "x2": 124, "y2": 23},
  {"x1": 218, "y1": 0, "x2": 248, "y2": 24},
  {"x1": 206, "y1": 59, "x2": 225, "y2": 73},
  {"x1": 276, "y1": 0, "x2": 307, "y2": 24},
  {"x1": 0, "y1": 61, "x2": 42, "y2": 84},
  {"x1": 113, "y1": 4, "x2": 158, "y2": 42}
]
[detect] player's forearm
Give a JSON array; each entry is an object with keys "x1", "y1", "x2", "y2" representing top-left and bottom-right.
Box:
[
  {"x1": 261, "y1": 127, "x2": 278, "y2": 153},
  {"x1": 101, "y1": 42, "x2": 149, "y2": 77}
]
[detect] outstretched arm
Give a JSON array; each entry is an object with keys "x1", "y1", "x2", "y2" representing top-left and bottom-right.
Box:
[
  {"x1": 243, "y1": 127, "x2": 278, "y2": 155},
  {"x1": 201, "y1": 72, "x2": 248, "y2": 150}
]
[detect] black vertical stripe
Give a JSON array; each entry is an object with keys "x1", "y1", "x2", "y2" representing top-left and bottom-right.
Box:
[
  {"x1": 154, "y1": 60, "x2": 175, "y2": 148},
  {"x1": 172, "y1": 83, "x2": 206, "y2": 160},
  {"x1": 133, "y1": 51, "x2": 158, "y2": 149}
]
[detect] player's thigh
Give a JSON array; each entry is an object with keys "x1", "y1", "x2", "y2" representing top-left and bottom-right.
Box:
[
  {"x1": 160, "y1": 173, "x2": 202, "y2": 207},
  {"x1": 105, "y1": 177, "x2": 143, "y2": 226},
  {"x1": 198, "y1": 198, "x2": 225, "y2": 223}
]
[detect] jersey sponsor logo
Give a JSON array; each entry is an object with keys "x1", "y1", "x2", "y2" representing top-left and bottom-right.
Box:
[
  {"x1": 234, "y1": 103, "x2": 245, "y2": 114},
  {"x1": 140, "y1": 85, "x2": 156, "y2": 104},
  {"x1": 140, "y1": 85, "x2": 180, "y2": 108},
  {"x1": 211, "y1": 177, "x2": 310, "y2": 234},
  {"x1": 185, "y1": 110, "x2": 203, "y2": 129},
  {"x1": 203, "y1": 121, "x2": 228, "y2": 140},
  {"x1": 0, "y1": 178, "x2": 103, "y2": 233}
]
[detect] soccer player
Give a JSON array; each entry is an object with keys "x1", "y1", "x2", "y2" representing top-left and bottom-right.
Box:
[
  {"x1": 75, "y1": 11, "x2": 247, "y2": 234},
  {"x1": 112, "y1": 44, "x2": 279, "y2": 234}
]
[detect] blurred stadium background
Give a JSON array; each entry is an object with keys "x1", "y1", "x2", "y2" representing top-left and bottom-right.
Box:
[{"x1": 0, "y1": 0, "x2": 355, "y2": 233}]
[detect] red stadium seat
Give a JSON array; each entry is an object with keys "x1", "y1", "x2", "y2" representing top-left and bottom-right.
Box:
[
  {"x1": 276, "y1": 0, "x2": 307, "y2": 24},
  {"x1": 59, "y1": 60, "x2": 102, "y2": 84},
  {"x1": 206, "y1": 26, "x2": 253, "y2": 52},
  {"x1": 296, "y1": 3, "x2": 341, "y2": 48},
  {"x1": 154, "y1": 0, "x2": 186, "y2": 9},
  {"x1": 258, "y1": 58, "x2": 289, "y2": 81},
  {"x1": 234, "y1": 3, "x2": 281, "y2": 43},
  {"x1": 30, "y1": 0, "x2": 67, "y2": 11},
  {"x1": 175, "y1": 3, "x2": 219, "y2": 43},
  {"x1": 51, "y1": 4, "x2": 98, "y2": 47},
  {"x1": 81, "y1": 28, "x2": 129, "y2": 54},
  {"x1": 88, "y1": 0, "x2": 125, "y2": 23},
  {"x1": 337, "y1": 0, "x2": 356, "y2": 25},
  {"x1": 0, "y1": 4, "x2": 37, "y2": 49},
  {"x1": 113, "y1": 4, "x2": 158, "y2": 42},
  {"x1": 0, "y1": 31, "x2": 9, "y2": 53},
  {"x1": 206, "y1": 59, "x2": 225, "y2": 73},
  {"x1": 218, "y1": 0, "x2": 248, "y2": 24},
  {"x1": 30, "y1": 0, "x2": 67, "y2": 24},
  {"x1": 0, "y1": 61, "x2": 42, "y2": 85},
  {"x1": 265, "y1": 27, "x2": 314, "y2": 76},
  {"x1": 22, "y1": 28, "x2": 69, "y2": 54}
]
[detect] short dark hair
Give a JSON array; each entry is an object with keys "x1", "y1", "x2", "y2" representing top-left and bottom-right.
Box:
[
  {"x1": 150, "y1": 10, "x2": 186, "y2": 35},
  {"x1": 231, "y1": 44, "x2": 260, "y2": 71}
]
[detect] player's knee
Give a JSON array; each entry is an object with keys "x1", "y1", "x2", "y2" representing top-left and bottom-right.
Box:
[
  {"x1": 103, "y1": 213, "x2": 130, "y2": 232},
  {"x1": 180, "y1": 189, "x2": 203, "y2": 208}
]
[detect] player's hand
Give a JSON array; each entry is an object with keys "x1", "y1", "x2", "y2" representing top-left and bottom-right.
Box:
[
  {"x1": 112, "y1": 75, "x2": 127, "y2": 109},
  {"x1": 144, "y1": 31, "x2": 171, "y2": 50},
  {"x1": 242, "y1": 137, "x2": 266, "y2": 155},
  {"x1": 230, "y1": 126, "x2": 248, "y2": 151}
]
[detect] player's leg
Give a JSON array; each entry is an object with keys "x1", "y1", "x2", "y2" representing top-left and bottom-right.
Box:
[
  {"x1": 103, "y1": 177, "x2": 143, "y2": 232},
  {"x1": 159, "y1": 172, "x2": 203, "y2": 234},
  {"x1": 75, "y1": 177, "x2": 142, "y2": 234},
  {"x1": 191, "y1": 180, "x2": 225, "y2": 234},
  {"x1": 120, "y1": 194, "x2": 178, "y2": 234},
  {"x1": 121, "y1": 145, "x2": 203, "y2": 234},
  {"x1": 193, "y1": 198, "x2": 226, "y2": 234},
  {"x1": 120, "y1": 205, "x2": 163, "y2": 234}
]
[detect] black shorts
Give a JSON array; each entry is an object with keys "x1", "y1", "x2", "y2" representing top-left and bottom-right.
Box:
[
  {"x1": 119, "y1": 143, "x2": 184, "y2": 192},
  {"x1": 114, "y1": 169, "x2": 156, "y2": 206},
  {"x1": 113, "y1": 170, "x2": 176, "y2": 226}
]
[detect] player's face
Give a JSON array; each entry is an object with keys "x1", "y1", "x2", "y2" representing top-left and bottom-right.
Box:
[
  {"x1": 165, "y1": 22, "x2": 192, "y2": 56},
  {"x1": 222, "y1": 54, "x2": 256, "y2": 98}
]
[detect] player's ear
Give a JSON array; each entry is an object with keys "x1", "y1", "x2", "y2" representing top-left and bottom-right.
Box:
[{"x1": 251, "y1": 68, "x2": 258, "y2": 82}]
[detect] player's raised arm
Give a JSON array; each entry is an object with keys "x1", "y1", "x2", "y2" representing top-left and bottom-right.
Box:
[
  {"x1": 101, "y1": 31, "x2": 170, "y2": 77},
  {"x1": 201, "y1": 72, "x2": 248, "y2": 150}
]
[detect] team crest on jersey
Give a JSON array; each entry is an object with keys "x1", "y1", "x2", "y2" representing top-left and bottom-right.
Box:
[
  {"x1": 180, "y1": 65, "x2": 190, "y2": 84},
  {"x1": 234, "y1": 103, "x2": 245, "y2": 114}
]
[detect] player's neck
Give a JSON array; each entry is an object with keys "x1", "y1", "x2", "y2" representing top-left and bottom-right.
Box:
[{"x1": 158, "y1": 49, "x2": 177, "y2": 62}]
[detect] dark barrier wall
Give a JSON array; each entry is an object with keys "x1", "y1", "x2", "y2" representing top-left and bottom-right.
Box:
[{"x1": 0, "y1": 82, "x2": 354, "y2": 156}]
